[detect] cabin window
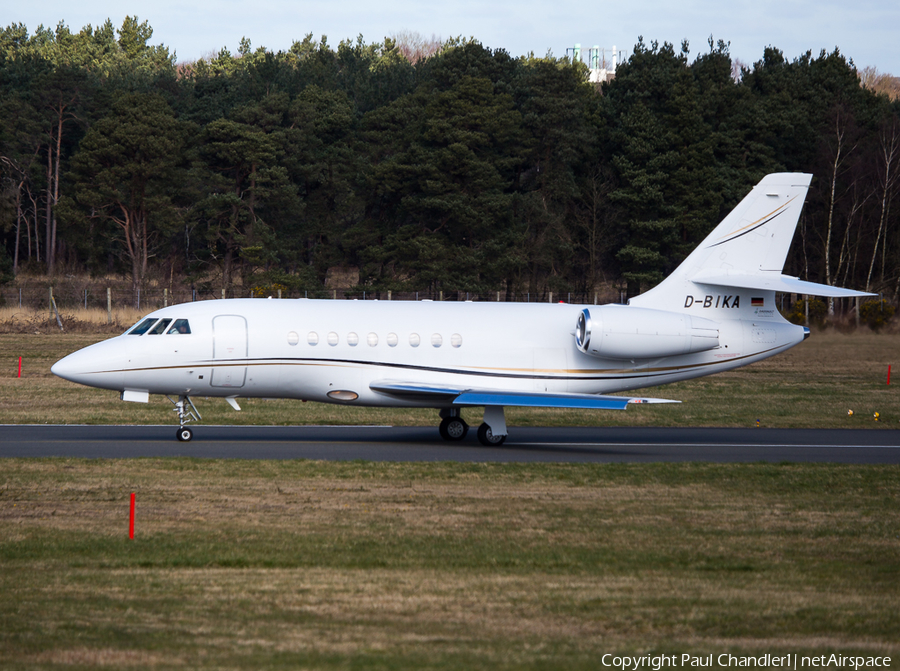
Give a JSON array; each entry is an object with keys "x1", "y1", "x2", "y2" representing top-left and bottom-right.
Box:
[
  {"x1": 167, "y1": 319, "x2": 191, "y2": 335},
  {"x1": 127, "y1": 318, "x2": 157, "y2": 335},
  {"x1": 327, "y1": 332, "x2": 339, "y2": 346},
  {"x1": 451, "y1": 334, "x2": 462, "y2": 348},
  {"x1": 308, "y1": 332, "x2": 319, "y2": 345},
  {"x1": 367, "y1": 332, "x2": 378, "y2": 347},
  {"x1": 387, "y1": 333, "x2": 398, "y2": 347},
  {"x1": 431, "y1": 333, "x2": 443, "y2": 348},
  {"x1": 409, "y1": 333, "x2": 420, "y2": 347},
  {"x1": 148, "y1": 319, "x2": 172, "y2": 335},
  {"x1": 287, "y1": 331, "x2": 299, "y2": 346},
  {"x1": 347, "y1": 332, "x2": 359, "y2": 346}
]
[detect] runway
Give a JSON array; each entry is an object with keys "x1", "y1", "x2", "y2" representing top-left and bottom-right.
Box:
[{"x1": 1, "y1": 425, "x2": 899, "y2": 463}]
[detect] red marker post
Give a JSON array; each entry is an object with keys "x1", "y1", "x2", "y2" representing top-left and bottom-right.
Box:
[
  {"x1": 129, "y1": 493, "x2": 136, "y2": 539},
  {"x1": 888, "y1": 365, "x2": 892, "y2": 386},
  {"x1": 17, "y1": 356, "x2": 22, "y2": 378}
]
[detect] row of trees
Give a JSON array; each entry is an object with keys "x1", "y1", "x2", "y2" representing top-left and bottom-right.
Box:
[{"x1": 1, "y1": 19, "x2": 899, "y2": 302}]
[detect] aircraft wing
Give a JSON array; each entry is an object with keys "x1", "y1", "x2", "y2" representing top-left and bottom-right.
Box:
[{"x1": 369, "y1": 381, "x2": 679, "y2": 409}]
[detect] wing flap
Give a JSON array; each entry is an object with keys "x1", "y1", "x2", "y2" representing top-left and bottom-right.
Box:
[{"x1": 370, "y1": 381, "x2": 678, "y2": 410}]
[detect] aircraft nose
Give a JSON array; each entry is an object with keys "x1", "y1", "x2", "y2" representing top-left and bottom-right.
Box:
[
  {"x1": 51, "y1": 343, "x2": 126, "y2": 390},
  {"x1": 51, "y1": 350, "x2": 88, "y2": 384}
]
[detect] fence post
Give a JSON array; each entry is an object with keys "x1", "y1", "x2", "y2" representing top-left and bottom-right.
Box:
[
  {"x1": 49, "y1": 286, "x2": 53, "y2": 321},
  {"x1": 107, "y1": 287, "x2": 111, "y2": 324},
  {"x1": 548, "y1": 291, "x2": 552, "y2": 304},
  {"x1": 278, "y1": 289, "x2": 282, "y2": 299},
  {"x1": 387, "y1": 290, "x2": 391, "y2": 301},
  {"x1": 164, "y1": 288, "x2": 168, "y2": 307}
]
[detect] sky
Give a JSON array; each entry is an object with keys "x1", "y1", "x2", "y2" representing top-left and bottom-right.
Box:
[{"x1": 10, "y1": 0, "x2": 900, "y2": 75}]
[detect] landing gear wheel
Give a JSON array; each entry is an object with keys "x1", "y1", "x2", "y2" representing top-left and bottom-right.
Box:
[
  {"x1": 439, "y1": 416, "x2": 469, "y2": 441},
  {"x1": 477, "y1": 423, "x2": 506, "y2": 446},
  {"x1": 176, "y1": 427, "x2": 193, "y2": 442}
]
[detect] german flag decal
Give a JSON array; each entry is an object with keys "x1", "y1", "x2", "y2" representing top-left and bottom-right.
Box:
[{"x1": 751, "y1": 297, "x2": 764, "y2": 306}]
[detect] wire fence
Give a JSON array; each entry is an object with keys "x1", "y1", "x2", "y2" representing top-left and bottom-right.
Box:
[
  {"x1": 1, "y1": 284, "x2": 627, "y2": 314},
  {"x1": 1, "y1": 283, "x2": 883, "y2": 332}
]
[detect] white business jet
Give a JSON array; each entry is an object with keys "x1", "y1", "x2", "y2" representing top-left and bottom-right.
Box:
[{"x1": 52, "y1": 173, "x2": 871, "y2": 445}]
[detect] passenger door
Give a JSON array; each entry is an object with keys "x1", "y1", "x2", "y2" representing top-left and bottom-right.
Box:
[{"x1": 210, "y1": 315, "x2": 248, "y2": 388}]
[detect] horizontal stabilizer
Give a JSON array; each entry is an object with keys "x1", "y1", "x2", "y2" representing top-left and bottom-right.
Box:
[
  {"x1": 692, "y1": 273, "x2": 875, "y2": 298},
  {"x1": 371, "y1": 381, "x2": 678, "y2": 410}
]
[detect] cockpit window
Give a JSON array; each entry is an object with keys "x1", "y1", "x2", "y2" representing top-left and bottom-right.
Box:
[
  {"x1": 148, "y1": 318, "x2": 172, "y2": 335},
  {"x1": 167, "y1": 319, "x2": 191, "y2": 335},
  {"x1": 127, "y1": 317, "x2": 157, "y2": 335}
]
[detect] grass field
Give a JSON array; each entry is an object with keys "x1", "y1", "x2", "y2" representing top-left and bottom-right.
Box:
[
  {"x1": 1, "y1": 331, "x2": 899, "y2": 668},
  {"x1": 1, "y1": 460, "x2": 898, "y2": 669},
  {"x1": 2, "y1": 330, "x2": 899, "y2": 428}
]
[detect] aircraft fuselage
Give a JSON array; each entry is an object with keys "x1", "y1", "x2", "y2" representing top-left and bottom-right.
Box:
[{"x1": 52, "y1": 296, "x2": 804, "y2": 406}]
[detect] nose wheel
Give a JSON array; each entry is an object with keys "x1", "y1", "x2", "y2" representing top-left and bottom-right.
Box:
[{"x1": 167, "y1": 394, "x2": 201, "y2": 442}]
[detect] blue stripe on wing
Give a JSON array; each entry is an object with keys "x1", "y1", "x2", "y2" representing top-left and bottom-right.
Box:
[{"x1": 370, "y1": 381, "x2": 678, "y2": 410}]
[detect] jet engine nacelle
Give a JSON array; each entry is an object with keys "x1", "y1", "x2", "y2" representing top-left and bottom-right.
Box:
[{"x1": 575, "y1": 306, "x2": 719, "y2": 359}]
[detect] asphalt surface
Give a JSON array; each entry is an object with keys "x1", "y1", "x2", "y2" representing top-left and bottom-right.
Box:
[{"x1": 1, "y1": 424, "x2": 899, "y2": 463}]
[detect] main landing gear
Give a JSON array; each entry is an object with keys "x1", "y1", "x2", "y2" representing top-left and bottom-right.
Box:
[
  {"x1": 439, "y1": 408, "x2": 469, "y2": 441},
  {"x1": 168, "y1": 394, "x2": 201, "y2": 442},
  {"x1": 438, "y1": 407, "x2": 507, "y2": 446},
  {"x1": 477, "y1": 422, "x2": 506, "y2": 446}
]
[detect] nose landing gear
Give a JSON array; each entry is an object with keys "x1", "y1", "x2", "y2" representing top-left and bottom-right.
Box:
[{"x1": 168, "y1": 395, "x2": 201, "y2": 442}]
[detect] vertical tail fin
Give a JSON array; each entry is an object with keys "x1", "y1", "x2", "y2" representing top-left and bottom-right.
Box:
[
  {"x1": 665, "y1": 172, "x2": 813, "y2": 283},
  {"x1": 630, "y1": 173, "x2": 872, "y2": 309}
]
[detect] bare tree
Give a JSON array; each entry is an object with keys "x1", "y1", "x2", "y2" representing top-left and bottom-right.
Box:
[
  {"x1": 860, "y1": 66, "x2": 900, "y2": 101},
  {"x1": 820, "y1": 106, "x2": 857, "y2": 313},
  {"x1": 866, "y1": 116, "x2": 900, "y2": 292},
  {"x1": 390, "y1": 30, "x2": 442, "y2": 64},
  {"x1": 573, "y1": 168, "x2": 616, "y2": 296},
  {"x1": 39, "y1": 70, "x2": 84, "y2": 275},
  {"x1": 731, "y1": 58, "x2": 749, "y2": 83}
]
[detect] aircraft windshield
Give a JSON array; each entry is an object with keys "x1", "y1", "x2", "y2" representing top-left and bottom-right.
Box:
[
  {"x1": 148, "y1": 318, "x2": 172, "y2": 335},
  {"x1": 167, "y1": 319, "x2": 191, "y2": 334},
  {"x1": 127, "y1": 317, "x2": 157, "y2": 335}
]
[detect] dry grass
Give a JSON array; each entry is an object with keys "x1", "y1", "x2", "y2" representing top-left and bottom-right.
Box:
[{"x1": 0, "y1": 305, "x2": 144, "y2": 334}]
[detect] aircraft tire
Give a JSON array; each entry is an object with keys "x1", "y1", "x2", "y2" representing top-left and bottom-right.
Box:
[
  {"x1": 477, "y1": 423, "x2": 506, "y2": 446},
  {"x1": 439, "y1": 416, "x2": 468, "y2": 441},
  {"x1": 176, "y1": 427, "x2": 193, "y2": 442}
]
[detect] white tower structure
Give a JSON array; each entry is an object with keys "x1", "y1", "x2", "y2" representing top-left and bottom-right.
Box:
[{"x1": 569, "y1": 43, "x2": 620, "y2": 83}]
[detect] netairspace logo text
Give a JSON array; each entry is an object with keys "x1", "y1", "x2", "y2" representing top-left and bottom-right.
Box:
[{"x1": 600, "y1": 654, "x2": 892, "y2": 671}]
